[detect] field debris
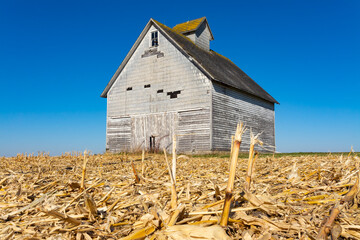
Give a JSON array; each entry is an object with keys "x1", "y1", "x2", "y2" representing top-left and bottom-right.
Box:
[{"x1": 1, "y1": 148, "x2": 360, "y2": 239}]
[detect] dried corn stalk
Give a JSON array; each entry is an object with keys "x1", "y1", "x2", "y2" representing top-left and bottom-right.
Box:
[
  {"x1": 317, "y1": 170, "x2": 359, "y2": 239},
  {"x1": 245, "y1": 131, "x2": 263, "y2": 191},
  {"x1": 80, "y1": 150, "x2": 88, "y2": 191},
  {"x1": 164, "y1": 148, "x2": 177, "y2": 209},
  {"x1": 1, "y1": 144, "x2": 360, "y2": 239},
  {"x1": 220, "y1": 122, "x2": 247, "y2": 227}
]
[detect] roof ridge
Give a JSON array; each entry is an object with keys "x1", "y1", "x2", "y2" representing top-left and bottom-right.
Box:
[
  {"x1": 154, "y1": 19, "x2": 199, "y2": 47},
  {"x1": 154, "y1": 19, "x2": 278, "y2": 104},
  {"x1": 172, "y1": 17, "x2": 206, "y2": 33}
]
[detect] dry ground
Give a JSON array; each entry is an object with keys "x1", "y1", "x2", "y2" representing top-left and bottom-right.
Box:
[{"x1": 0, "y1": 151, "x2": 359, "y2": 239}]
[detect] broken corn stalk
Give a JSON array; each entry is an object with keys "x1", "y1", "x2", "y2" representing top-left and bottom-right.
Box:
[
  {"x1": 120, "y1": 225, "x2": 156, "y2": 240},
  {"x1": 131, "y1": 159, "x2": 140, "y2": 184},
  {"x1": 84, "y1": 193, "x2": 98, "y2": 217},
  {"x1": 220, "y1": 122, "x2": 246, "y2": 227},
  {"x1": 39, "y1": 208, "x2": 81, "y2": 226},
  {"x1": 245, "y1": 131, "x2": 263, "y2": 191},
  {"x1": 164, "y1": 148, "x2": 177, "y2": 210},
  {"x1": 80, "y1": 151, "x2": 88, "y2": 191},
  {"x1": 316, "y1": 171, "x2": 359, "y2": 239},
  {"x1": 141, "y1": 149, "x2": 145, "y2": 176},
  {"x1": 168, "y1": 203, "x2": 185, "y2": 226}
]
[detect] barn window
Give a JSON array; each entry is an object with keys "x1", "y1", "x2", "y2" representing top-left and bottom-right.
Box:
[
  {"x1": 151, "y1": 31, "x2": 158, "y2": 47},
  {"x1": 144, "y1": 84, "x2": 151, "y2": 88},
  {"x1": 167, "y1": 90, "x2": 181, "y2": 99},
  {"x1": 157, "y1": 89, "x2": 163, "y2": 93},
  {"x1": 126, "y1": 87, "x2": 132, "y2": 91}
]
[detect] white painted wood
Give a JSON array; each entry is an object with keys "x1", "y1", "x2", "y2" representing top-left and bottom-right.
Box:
[
  {"x1": 106, "y1": 24, "x2": 213, "y2": 152},
  {"x1": 195, "y1": 23, "x2": 211, "y2": 51},
  {"x1": 211, "y1": 83, "x2": 275, "y2": 152},
  {"x1": 131, "y1": 112, "x2": 178, "y2": 152},
  {"x1": 105, "y1": 21, "x2": 276, "y2": 153},
  {"x1": 177, "y1": 109, "x2": 211, "y2": 152},
  {"x1": 107, "y1": 117, "x2": 131, "y2": 152},
  {"x1": 184, "y1": 23, "x2": 211, "y2": 51},
  {"x1": 107, "y1": 25, "x2": 211, "y2": 117}
]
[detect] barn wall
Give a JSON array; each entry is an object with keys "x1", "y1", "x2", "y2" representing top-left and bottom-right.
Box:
[
  {"x1": 186, "y1": 34, "x2": 196, "y2": 43},
  {"x1": 177, "y1": 108, "x2": 211, "y2": 152},
  {"x1": 211, "y1": 83, "x2": 275, "y2": 152},
  {"x1": 106, "y1": 117, "x2": 131, "y2": 152},
  {"x1": 106, "y1": 24, "x2": 212, "y2": 152}
]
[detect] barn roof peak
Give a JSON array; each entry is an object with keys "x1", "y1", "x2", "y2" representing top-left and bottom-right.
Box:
[{"x1": 101, "y1": 18, "x2": 278, "y2": 104}]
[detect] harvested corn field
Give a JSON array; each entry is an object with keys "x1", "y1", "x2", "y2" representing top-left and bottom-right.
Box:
[{"x1": 0, "y1": 150, "x2": 359, "y2": 239}]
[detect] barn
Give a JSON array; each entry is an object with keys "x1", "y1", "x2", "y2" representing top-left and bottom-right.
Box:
[{"x1": 101, "y1": 17, "x2": 279, "y2": 153}]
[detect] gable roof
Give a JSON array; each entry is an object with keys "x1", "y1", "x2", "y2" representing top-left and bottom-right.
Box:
[
  {"x1": 173, "y1": 17, "x2": 214, "y2": 40},
  {"x1": 101, "y1": 18, "x2": 278, "y2": 104}
]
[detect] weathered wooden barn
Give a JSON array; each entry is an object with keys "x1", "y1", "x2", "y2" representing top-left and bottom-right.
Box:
[{"x1": 101, "y1": 17, "x2": 279, "y2": 153}]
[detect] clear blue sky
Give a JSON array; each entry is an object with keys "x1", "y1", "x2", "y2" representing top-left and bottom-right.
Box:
[{"x1": 1, "y1": 0, "x2": 359, "y2": 156}]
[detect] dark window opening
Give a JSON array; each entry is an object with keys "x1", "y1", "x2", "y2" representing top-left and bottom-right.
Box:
[
  {"x1": 157, "y1": 89, "x2": 163, "y2": 93},
  {"x1": 144, "y1": 84, "x2": 151, "y2": 88},
  {"x1": 151, "y1": 31, "x2": 158, "y2": 47},
  {"x1": 126, "y1": 87, "x2": 132, "y2": 91},
  {"x1": 149, "y1": 136, "x2": 156, "y2": 152},
  {"x1": 167, "y1": 90, "x2": 181, "y2": 99}
]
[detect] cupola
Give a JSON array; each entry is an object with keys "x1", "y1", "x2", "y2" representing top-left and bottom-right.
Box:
[{"x1": 173, "y1": 17, "x2": 214, "y2": 51}]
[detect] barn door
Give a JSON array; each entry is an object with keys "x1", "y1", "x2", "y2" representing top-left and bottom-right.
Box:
[{"x1": 131, "y1": 112, "x2": 178, "y2": 152}]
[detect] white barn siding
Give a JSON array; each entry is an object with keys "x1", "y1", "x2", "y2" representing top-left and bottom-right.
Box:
[
  {"x1": 185, "y1": 23, "x2": 211, "y2": 51},
  {"x1": 186, "y1": 34, "x2": 196, "y2": 43},
  {"x1": 106, "y1": 117, "x2": 131, "y2": 152},
  {"x1": 106, "y1": 25, "x2": 212, "y2": 152},
  {"x1": 178, "y1": 109, "x2": 211, "y2": 152},
  {"x1": 131, "y1": 112, "x2": 178, "y2": 151},
  {"x1": 195, "y1": 23, "x2": 211, "y2": 51},
  {"x1": 211, "y1": 83, "x2": 275, "y2": 152}
]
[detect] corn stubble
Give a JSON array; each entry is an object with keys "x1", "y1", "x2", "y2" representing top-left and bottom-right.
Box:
[{"x1": 0, "y1": 130, "x2": 359, "y2": 239}]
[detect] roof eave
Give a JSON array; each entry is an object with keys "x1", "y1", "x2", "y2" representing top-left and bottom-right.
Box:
[
  {"x1": 202, "y1": 18, "x2": 215, "y2": 41},
  {"x1": 212, "y1": 78, "x2": 279, "y2": 104},
  {"x1": 100, "y1": 19, "x2": 155, "y2": 98},
  {"x1": 152, "y1": 20, "x2": 216, "y2": 81}
]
